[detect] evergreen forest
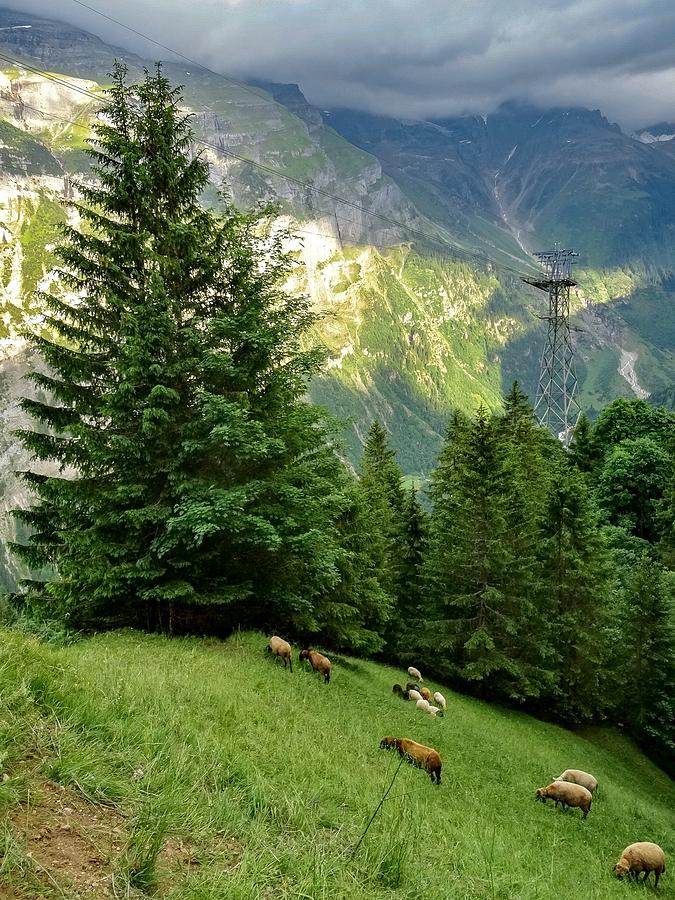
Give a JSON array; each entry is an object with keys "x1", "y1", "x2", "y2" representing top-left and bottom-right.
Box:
[{"x1": 8, "y1": 65, "x2": 675, "y2": 779}]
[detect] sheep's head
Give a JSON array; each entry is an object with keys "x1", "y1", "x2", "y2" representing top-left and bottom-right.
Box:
[
  {"x1": 379, "y1": 736, "x2": 397, "y2": 751},
  {"x1": 535, "y1": 788, "x2": 547, "y2": 801},
  {"x1": 614, "y1": 860, "x2": 630, "y2": 879},
  {"x1": 299, "y1": 650, "x2": 310, "y2": 661}
]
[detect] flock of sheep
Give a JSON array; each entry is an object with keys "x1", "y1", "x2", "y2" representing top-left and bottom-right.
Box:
[{"x1": 266, "y1": 638, "x2": 667, "y2": 888}]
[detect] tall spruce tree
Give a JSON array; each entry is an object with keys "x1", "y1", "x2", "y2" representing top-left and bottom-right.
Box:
[
  {"x1": 357, "y1": 421, "x2": 405, "y2": 599},
  {"x1": 568, "y1": 412, "x2": 597, "y2": 475},
  {"x1": 386, "y1": 484, "x2": 427, "y2": 659},
  {"x1": 616, "y1": 552, "x2": 675, "y2": 775},
  {"x1": 425, "y1": 406, "x2": 552, "y2": 701},
  {"x1": 12, "y1": 64, "x2": 368, "y2": 642},
  {"x1": 538, "y1": 463, "x2": 610, "y2": 721}
]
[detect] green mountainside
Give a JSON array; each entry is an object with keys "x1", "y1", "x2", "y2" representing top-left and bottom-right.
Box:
[
  {"x1": 0, "y1": 7, "x2": 674, "y2": 591},
  {"x1": 1, "y1": 628, "x2": 673, "y2": 898}
]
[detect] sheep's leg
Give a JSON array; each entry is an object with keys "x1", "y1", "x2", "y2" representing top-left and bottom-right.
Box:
[{"x1": 655, "y1": 870, "x2": 660, "y2": 887}]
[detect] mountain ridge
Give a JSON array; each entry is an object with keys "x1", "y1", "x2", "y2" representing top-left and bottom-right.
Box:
[{"x1": 0, "y1": 6, "x2": 673, "y2": 589}]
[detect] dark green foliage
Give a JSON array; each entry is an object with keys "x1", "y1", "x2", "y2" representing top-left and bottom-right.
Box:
[
  {"x1": 614, "y1": 552, "x2": 675, "y2": 775},
  {"x1": 568, "y1": 412, "x2": 597, "y2": 474},
  {"x1": 538, "y1": 464, "x2": 611, "y2": 722},
  {"x1": 386, "y1": 484, "x2": 427, "y2": 658},
  {"x1": 596, "y1": 437, "x2": 670, "y2": 540},
  {"x1": 425, "y1": 403, "x2": 553, "y2": 701},
  {"x1": 593, "y1": 398, "x2": 675, "y2": 453},
  {"x1": 12, "y1": 64, "x2": 376, "y2": 648},
  {"x1": 357, "y1": 421, "x2": 405, "y2": 600},
  {"x1": 317, "y1": 484, "x2": 392, "y2": 654},
  {"x1": 656, "y1": 433, "x2": 675, "y2": 567}
]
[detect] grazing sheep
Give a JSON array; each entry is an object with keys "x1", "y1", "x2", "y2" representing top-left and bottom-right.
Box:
[
  {"x1": 407, "y1": 666, "x2": 423, "y2": 682},
  {"x1": 408, "y1": 689, "x2": 422, "y2": 703},
  {"x1": 420, "y1": 687, "x2": 431, "y2": 701},
  {"x1": 402, "y1": 690, "x2": 410, "y2": 700},
  {"x1": 536, "y1": 781, "x2": 592, "y2": 818},
  {"x1": 299, "y1": 649, "x2": 332, "y2": 683},
  {"x1": 433, "y1": 692, "x2": 447, "y2": 710},
  {"x1": 427, "y1": 705, "x2": 442, "y2": 717},
  {"x1": 415, "y1": 697, "x2": 430, "y2": 712},
  {"x1": 267, "y1": 636, "x2": 293, "y2": 672},
  {"x1": 406, "y1": 682, "x2": 422, "y2": 693},
  {"x1": 615, "y1": 843, "x2": 666, "y2": 887},
  {"x1": 379, "y1": 736, "x2": 442, "y2": 785},
  {"x1": 393, "y1": 683, "x2": 404, "y2": 696},
  {"x1": 554, "y1": 768, "x2": 598, "y2": 796}
]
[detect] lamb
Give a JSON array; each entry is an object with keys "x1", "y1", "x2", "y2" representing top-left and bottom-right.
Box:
[
  {"x1": 379, "y1": 736, "x2": 442, "y2": 785},
  {"x1": 535, "y1": 781, "x2": 592, "y2": 818},
  {"x1": 415, "y1": 697, "x2": 430, "y2": 712},
  {"x1": 299, "y1": 648, "x2": 332, "y2": 683},
  {"x1": 267, "y1": 636, "x2": 293, "y2": 672},
  {"x1": 427, "y1": 705, "x2": 442, "y2": 717},
  {"x1": 419, "y1": 687, "x2": 432, "y2": 701},
  {"x1": 615, "y1": 842, "x2": 666, "y2": 887},
  {"x1": 407, "y1": 666, "x2": 423, "y2": 682},
  {"x1": 554, "y1": 768, "x2": 598, "y2": 796},
  {"x1": 408, "y1": 689, "x2": 422, "y2": 703},
  {"x1": 433, "y1": 692, "x2": 447, "y2": 710}
]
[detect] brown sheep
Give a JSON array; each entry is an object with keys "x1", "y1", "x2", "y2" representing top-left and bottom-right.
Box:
[
  {"x1": 554, "y1": 768, "x2": 598, "y2": 795},
  {"x1": 379, "y1": 736, "x2": 442, "y2": 785},
  {"x1": 267, "y1": 636, "x2": 293, "y2": 672},
  {"x1": 419, "y1": 687, "x2": 432, "y2": 701},
  {"x1": 535, "y1": 781, "x2": 592, "y2": 818},
  {"x1": 300, "y1": 648, "x2": 332, "y2": 683},
  {"x1": 615, "y1": 843, "x2": 666, "y2": 887}
]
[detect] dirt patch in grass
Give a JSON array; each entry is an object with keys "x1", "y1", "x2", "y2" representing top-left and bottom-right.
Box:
[{"x1": 9, "y1": 779, "x2": 126, "y2": 898}]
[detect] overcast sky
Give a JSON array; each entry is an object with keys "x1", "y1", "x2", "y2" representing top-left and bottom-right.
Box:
[{"x1": 17, "y1": 0, "x2": 675, "y2": 128}]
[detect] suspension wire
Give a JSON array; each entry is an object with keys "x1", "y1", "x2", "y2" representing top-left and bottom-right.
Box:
[{"x1": 0, "y1": 47, "x2": 540, "y2": 278}]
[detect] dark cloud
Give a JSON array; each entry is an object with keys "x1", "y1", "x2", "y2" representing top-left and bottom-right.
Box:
[{"x1": 15, "y1": 0, "x2": 675, "y2": 127}]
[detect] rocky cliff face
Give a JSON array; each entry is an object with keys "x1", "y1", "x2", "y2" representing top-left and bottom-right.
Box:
[{"x1": 0, "y1": 7, "x2": 673, "y2": 587}]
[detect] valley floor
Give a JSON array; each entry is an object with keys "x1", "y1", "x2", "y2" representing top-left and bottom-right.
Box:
[{"x1": 0, "y1": 629, "x2": 672, "y2": 899}]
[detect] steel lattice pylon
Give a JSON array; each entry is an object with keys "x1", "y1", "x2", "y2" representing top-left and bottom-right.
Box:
[{"x1": 522, "y1": 247, "x2": 580, "y2": 445}]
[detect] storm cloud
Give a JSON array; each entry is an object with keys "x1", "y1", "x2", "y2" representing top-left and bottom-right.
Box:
[{"x1": 16, "y1": 0, "x2": 675, "y2": 127}]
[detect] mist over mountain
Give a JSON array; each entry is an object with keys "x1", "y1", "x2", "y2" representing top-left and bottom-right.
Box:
[{"x1": 0, "y1": 4, "x2": 673, "y2": 593}]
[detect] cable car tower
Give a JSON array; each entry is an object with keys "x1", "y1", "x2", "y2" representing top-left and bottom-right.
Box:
[{"x1": 522, "y1": 246, "x2": 580, "y2": 445}]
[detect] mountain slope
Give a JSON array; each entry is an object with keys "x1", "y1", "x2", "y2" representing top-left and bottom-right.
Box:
[
  {"x1": 0, "y1": 7, "x2": 673, "y2": 593},
  {"x1": 1, "y1": 628, "x2": 673, "y2": 898}
]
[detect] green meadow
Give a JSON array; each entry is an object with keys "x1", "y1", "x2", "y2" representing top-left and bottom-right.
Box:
[{"x1": 0, "y1": 629, "x2": 672, "y2": 898}]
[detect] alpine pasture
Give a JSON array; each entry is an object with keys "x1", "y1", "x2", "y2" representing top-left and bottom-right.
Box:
[{"x1": 0, "y1": 629, "x2": 672, "y2": 898}]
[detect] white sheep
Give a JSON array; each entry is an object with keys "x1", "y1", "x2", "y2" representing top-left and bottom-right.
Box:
[
  {"x1": 415, "y1": 697, "x2": 430, "y2": 712},
  {"x1": 433, "y1": 691, "x2": 447, "y2": 710},
  {"x1": 407, "y1": 666, "x2": 423, "y2": 681},
  {"x1": 427, "y1": 705, "x2": 441, "y2": 717},
  {"x1": 408, "y1": 689, "x2": 422, "y2": 703},
  {"x1": 554, "y1": 768, "x2": 598, "y2": 795}
]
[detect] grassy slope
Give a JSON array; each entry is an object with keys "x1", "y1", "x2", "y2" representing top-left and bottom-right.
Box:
[{"x1": 0, "y1": 629, "x2": 672, "y2": 899}]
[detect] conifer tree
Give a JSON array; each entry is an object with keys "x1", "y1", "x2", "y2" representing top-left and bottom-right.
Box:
[
  {"x1": 426, "y1": 406, "x2": 552, "y2": 701},
  {"x1": 12, "y1": 64, "x2": 366, "y2": 642},
  {"x1": 657, "y1": 435, "x2": 675, "y2": 568},
  {"x1": 568, "y1": 412, "x2": 597, "y2": 475},
  {"x1": 538, "y1": 463, "x2": 610, "y2": 721},
  {"x1": 616, "y1": 552, "x2": 675, "y2": 774},
  {"x1": 386, "y1": 483, "x2": 427, "y2": 658},
  {"x1": 357, "y1": 421, "x2": 405, "y2": 598}
]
